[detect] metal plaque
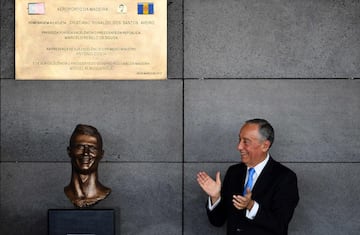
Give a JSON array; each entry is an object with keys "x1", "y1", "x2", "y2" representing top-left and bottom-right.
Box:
[{"x1": 15, "y1": 0, "x2": 167, "y2": 80}]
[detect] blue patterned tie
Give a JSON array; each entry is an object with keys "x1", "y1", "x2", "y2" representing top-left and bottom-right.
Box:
[{"x1": 243, "y1": 168, "x2": 255, "y2": 195}]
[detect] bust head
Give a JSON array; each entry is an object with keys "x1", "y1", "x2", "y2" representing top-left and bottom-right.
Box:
[
  {"x1": 65, "y1": 124, "x2": 111, "y2": 207},
  {"x1": 67, "y1": 124, "x2": 104, "y2": 175}
]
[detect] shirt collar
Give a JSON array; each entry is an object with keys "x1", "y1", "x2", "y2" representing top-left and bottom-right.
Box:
[{"x1": 249, "y1": 153, "x2": 270, "y2": 176}]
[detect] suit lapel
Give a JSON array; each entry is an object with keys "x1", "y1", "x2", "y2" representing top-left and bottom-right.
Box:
[
  {"x1": 251, "y1": 157, "x2": 275, "y2": 196},
  {"x1": 231, "y1": 163, "x2": 247, "y2": 195}
]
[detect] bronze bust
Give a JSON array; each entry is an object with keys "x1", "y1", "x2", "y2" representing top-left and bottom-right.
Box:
[{"x1": 64, "y1": 124, "x2": 111, "y2": 207}]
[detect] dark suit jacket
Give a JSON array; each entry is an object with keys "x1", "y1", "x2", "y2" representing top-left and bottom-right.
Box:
[{"x1": 207, "y1": 157, "x2": 299, "y2": 235}]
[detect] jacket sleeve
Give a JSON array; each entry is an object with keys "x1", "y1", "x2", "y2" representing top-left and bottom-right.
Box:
[
  {"x1": 206, "y1": 167, "x2": 233, "y2": 227},
  {"x1": 206, "y1": 198, "x2": 227, "y2": 227}
]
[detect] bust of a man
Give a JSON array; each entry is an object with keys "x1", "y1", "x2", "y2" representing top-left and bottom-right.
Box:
[{"x1": 64, "y1": 124, "x2": 111, "y2": 207}]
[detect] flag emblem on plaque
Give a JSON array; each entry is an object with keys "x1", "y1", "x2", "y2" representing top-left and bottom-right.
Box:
[
  {"x1": 137, "y1": 3, "x2": 154, "y2": 15},
  {"x1": 28, "y1": 2, "x2": 45, "y2": 15}
]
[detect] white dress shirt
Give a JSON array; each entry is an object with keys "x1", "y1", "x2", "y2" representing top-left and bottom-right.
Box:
[{"x1": 208, "y1": 154, "x2": 270, "y2": 220}]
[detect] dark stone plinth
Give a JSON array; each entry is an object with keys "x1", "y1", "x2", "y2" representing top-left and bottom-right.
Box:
[{"x1": 48, "y1": 209, "x2": 115, "y2": 235}]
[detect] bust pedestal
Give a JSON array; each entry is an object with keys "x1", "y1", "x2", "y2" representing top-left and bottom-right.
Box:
[{"x1": 48, "y1": 209, "x2": 115, "y2": 235}]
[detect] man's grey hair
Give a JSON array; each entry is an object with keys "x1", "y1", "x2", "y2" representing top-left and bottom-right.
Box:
[{"x1": 245, "y1": 118, "x2": 274, "y2": 147}]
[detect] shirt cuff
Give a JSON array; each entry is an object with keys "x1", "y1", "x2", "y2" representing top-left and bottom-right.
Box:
[
  {"x1": 246, "y1": 201, "x2": 259, "y2": 219},
  {"x1": 208, "y1": 197, "x2": 221, "y2": 211}
]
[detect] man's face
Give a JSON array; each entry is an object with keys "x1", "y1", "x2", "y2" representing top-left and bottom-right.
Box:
[
  {"x1": 67, "y1": 134, "x2": 103, "y2": 174},
  {"x1": 237, "y1": 123, "x2": 269, "y2": 167}
]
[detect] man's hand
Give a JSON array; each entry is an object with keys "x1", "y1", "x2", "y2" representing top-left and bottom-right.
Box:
[
  {"x1": 232, "y1": 188, "x2": 254, "y2": 210},
  {"x1": 197, "y1": 171, "x2": 221, "y2": 204}
]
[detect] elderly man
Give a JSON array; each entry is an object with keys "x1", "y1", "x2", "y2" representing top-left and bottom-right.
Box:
[{"x1": 197, "y1": 118, "x2": 299, "y2": 235}]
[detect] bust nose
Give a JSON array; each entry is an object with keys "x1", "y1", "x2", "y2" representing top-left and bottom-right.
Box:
[{"x1": 82, "y1": 145, "x2": 91, "y2": 155}]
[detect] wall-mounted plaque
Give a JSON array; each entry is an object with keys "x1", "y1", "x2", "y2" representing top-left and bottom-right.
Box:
[{"x1": 15, "y1": 0, "x2": 167, "y2": 80}]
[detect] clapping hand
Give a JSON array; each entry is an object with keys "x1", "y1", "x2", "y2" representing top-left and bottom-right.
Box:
[
  {"x1": 197, "y1": 171, "x2": 221, "y2": 204},
  {"x1": 232, "y1": 188, "x2": 254, "y2": 210}
]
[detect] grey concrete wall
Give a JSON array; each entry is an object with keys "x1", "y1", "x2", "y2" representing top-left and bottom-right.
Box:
[
  {"x1": 1, "y1": 1, "x2": 360, "y2": 235},
  {"x1": 184, "y1": 0, "x2": 360, "y2": 78},
  {"x1": 0, "y1": 80, "x2": 184, "y2": 235}
]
